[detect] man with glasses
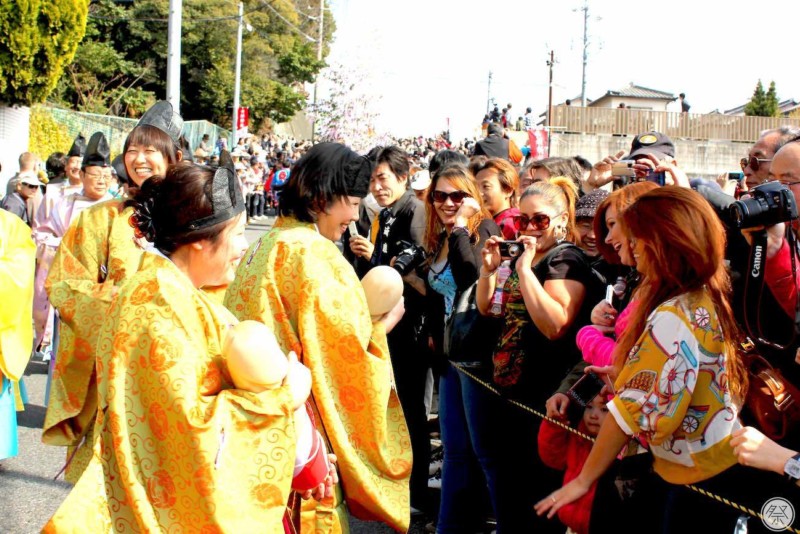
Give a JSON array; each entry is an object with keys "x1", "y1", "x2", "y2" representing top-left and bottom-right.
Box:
[
  {"x1": 32, "y1": 132, "x2": 113, "y2": 364},
  {"x1": 1, "y1": 172, "x2": 41, "y2": 226},
  {"x1": 732, "y1": 137, "x2": 800, "y2": 420},
  {"x1": 740, "y1": 127, "x2": 800, "y2": 191}
]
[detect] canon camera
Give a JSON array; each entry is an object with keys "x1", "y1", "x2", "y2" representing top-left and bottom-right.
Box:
[{"x1": 729, "y1": 181, "x2": 798, "y2": 229}]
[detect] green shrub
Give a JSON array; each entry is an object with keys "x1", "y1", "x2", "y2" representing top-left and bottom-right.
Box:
[{"x1": 0, "y1": 1, "x2": 88, "y2": 105}]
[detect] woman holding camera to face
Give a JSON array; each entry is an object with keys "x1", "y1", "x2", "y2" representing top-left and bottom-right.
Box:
[
  {"x1": 535, "y1": 187, "x2": 751, "y2": 533},
  {"x1": 423, "y1": 164, "x2": 502, "y2": 533},
  {"x1": 476, "y1": 176, "x2": 595, "y2": 532}
]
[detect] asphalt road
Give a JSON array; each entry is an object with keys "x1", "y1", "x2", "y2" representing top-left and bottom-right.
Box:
[{"x1": 0, "y1": 215, "x2": 425, "y2": 534}]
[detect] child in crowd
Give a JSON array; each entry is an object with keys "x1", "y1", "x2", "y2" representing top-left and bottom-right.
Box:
[{"x1": 538, "y1": 395, "x2": 609, "y2": 534}]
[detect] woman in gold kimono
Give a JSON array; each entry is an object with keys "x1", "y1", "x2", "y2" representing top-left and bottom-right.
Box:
[
  {"x1": 42, "y1": 101, "x2": 184, "y2": 482},
  {"x1": 45, "y1": 159, "x2": 313, "y2": 532},
  {"x1": 224, "y1": 143, "x2": 412, "y2": 532}
]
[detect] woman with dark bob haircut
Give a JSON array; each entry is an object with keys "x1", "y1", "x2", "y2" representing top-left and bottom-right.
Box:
[
  {"x1": 44, "y1": 159, "x2": 315, "y2": 532},
  {"x1": 225, "y1": 143, "x2": 413, "y2": 532},
  {"x1": 42, "y1": 100, "x2": 185, "y2": 483}
]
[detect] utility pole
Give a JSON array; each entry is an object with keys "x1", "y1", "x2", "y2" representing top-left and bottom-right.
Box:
[
  {"x1": 311, "y1": 0, "x2": 324, "y2": 143},
  {"x1": 579, "y1": 0, "x2": 589, "y2": 107},
  {"x1": 486, "y1": 71, "x2": 493, "y2": 115},
  {"x1": 547, "y1": 50, "x2": 555, "y2": 154},
  {"x1": 166, "y1": 0, "x2": 182, "y2": 113},
  {"x1": 232, "y1": 1, "x2": 243, "y2": 149}
]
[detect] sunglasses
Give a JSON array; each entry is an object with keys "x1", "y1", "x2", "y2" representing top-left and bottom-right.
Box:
[
  {"x1": 22, "y1": 183, "x2": 39, "y2": 189},
  {"x1": 740, "y1": 155, "x2": 772, "y2": 172},
  {"x1": 431, "y1": 190, "x2": 471, "y2": 204},
  {"x1": 513, "y1": 213, "x2": 553, "y2": 231}
]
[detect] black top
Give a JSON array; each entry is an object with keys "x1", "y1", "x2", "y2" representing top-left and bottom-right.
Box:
[
  {"x1": 495, "y1": 243, "x2": 599, "y2": 406},
  {"x1": 425, "y1": 218, "x2": 501, "y2": 356}
]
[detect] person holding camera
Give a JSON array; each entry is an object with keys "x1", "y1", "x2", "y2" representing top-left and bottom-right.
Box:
[
  {"x1": 476, "y1": 176, "x2": 595, "y2": 532},
  {"x1": 586, "y1": 131, "x2": 691, "y2": 191},
  {"x1": 344, "y1": 145, "x2": 431, "y2": 518},
  {"x1": 422, "y1": 164, "x2": 501, "y2": 533}
]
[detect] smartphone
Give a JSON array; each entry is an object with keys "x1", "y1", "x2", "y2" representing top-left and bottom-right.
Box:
[
  {"x1": 611, "y1": 160, "x2": 636, "y2": 177},
  {"x1": 645, "y1": 170, "x2": 666, "y2": 186},
  {"x1": 498, "y1": 240, "x2": 523, "y2": 259},
  {"x1": 605, "y1": 285, "x2": 614, "y2": 306},
  {"x1": 567, "y1": 372, "x2": 605, "y2": 407}
]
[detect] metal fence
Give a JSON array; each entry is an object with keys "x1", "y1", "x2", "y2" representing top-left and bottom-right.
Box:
[
  {"x1": 36, "y1": 105, "x2": 230, "y2": 157},
  {"x1": 547, "y1": 106, "x2": 800, "y2": 142}
]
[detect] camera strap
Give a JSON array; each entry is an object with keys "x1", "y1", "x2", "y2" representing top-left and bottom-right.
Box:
[{"x1": 743, "y1": 228, "x2": 799, "y2": 350}]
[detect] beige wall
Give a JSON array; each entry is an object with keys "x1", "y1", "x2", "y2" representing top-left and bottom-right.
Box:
[{"x1": 548, "y1": 132, "x2": 748, "y2": 181}]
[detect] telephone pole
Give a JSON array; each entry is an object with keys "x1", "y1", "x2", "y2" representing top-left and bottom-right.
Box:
[
  {"x1": 232, "y1": 1, "x2": 243, "y2": 148},
  {"x1": 311, "y1": 0, "x2": 324, "y2": 143},
  {"x1": 579, "y1": 0, "x2": 589, "y2": 107},
  {"x1": 486, "y1": 71, "x2": 493, "y2": 115},
  {"x1": 547, "y1": 50, "x2": 555, "y2": 154},
  {"x1": 166, "y1": 0, "x2": 182, "y2": 113}
]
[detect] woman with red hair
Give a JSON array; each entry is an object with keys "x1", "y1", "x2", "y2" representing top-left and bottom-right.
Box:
[{"x1": 536, "y1": 186, "x2": 749, "y2": 532}]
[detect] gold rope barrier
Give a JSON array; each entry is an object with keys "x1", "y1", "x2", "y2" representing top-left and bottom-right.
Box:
[{"x1": 451, "y1": 362, "x2": 800, "y2": 534}]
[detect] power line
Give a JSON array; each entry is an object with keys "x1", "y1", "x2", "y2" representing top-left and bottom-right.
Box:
[
  {"x1": 254, "y1": 0, "x2": 316, "y2": 42},
  {"x1": 87, "y1": 2, "x2": 266, "y2": 23}
]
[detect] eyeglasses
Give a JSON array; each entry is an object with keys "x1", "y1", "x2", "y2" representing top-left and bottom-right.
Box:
[
  {"x1": 740, "y1": 156, "x2": 772, "y2": 172},
  {"x1": 431, "y1": 190, "x2": 471, "y2": 204},
  {"x1": 84, "y1": 172, "x2": 110, "y2": 181},
  {"x1": 513, "y1": 213, "x2": 553, "y2": 231}
]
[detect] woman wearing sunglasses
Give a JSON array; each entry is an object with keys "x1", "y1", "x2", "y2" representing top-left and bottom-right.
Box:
[
  {"x1": 422, "y1": 165, "x2": 502, "y2": 533},
  {"x1": 476, "y1": 176, "x2": 596, "y2": 532}
]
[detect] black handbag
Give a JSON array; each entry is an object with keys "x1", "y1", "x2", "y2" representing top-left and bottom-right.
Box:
[{"x1": 443, "y1": 282, "x2": 502, "y2": 364}]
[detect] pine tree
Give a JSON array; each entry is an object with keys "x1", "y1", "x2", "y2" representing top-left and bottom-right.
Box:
[
  {"x1": 765, "y1": 81, "x2": 780, "y2": 117},
  {"x1": 744, "y1": 80, "x2": 780, "y2": 117}
]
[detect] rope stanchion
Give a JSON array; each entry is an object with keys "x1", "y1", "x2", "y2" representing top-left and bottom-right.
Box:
[{"x1": 450, "y1": 362, "x2": 800, "y2": 534}]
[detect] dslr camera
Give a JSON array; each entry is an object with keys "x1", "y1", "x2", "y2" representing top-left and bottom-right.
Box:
[
  {"x1": 729, "y1": 181, "x2": 798, "y2": 229},
  {"x1": 393, "y1": 240, "x2": 427, "y2": 275}
]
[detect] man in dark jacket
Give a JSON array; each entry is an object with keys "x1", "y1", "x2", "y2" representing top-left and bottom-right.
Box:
[{"x1": 473, "y1": 122, "x2": 523, "y2": 165}]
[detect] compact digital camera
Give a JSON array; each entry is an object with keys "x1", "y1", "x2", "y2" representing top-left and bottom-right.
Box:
[{"x1": 499, "y1": 241, "x2": 523, "y2": 259}]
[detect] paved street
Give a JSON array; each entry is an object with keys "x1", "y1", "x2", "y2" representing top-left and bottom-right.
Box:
[{"x1": 0, "y1": 214, "x2": 423, "y2": 533}]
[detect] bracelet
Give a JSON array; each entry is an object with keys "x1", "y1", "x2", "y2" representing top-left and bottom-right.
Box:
[{"x1": 480, "y1": 267, "x2": 497, "y2": 278}]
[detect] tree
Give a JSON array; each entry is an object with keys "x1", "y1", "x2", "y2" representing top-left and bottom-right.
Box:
[
  {"x1": 50, "y1": 0, "x2": 331, "y2": 131},
  {"x1": 0, "y1": 0, "x2": 88, "y2": 105},
  {"x1": 744, "y1": 80, "x2": 780, "y2": 117},
  {"x1": 310, "y1": 63, "x2": 391, "y2": 154}
]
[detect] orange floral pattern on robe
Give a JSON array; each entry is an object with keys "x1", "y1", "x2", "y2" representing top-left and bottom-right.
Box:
[
  {"x1": 43, "y1": 253, "x2": 296, "y2": 533},
  {"x1": 42, "y1": 200, "x2": 145, "y2": 482},
  {"x1": 224, "y1": 217, "x2": 411, "y2": 533}
]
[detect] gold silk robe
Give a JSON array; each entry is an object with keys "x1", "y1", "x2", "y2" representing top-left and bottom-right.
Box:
[
  {"x1": 224, "y1": 217, "x2": 412, "y2": 533},
  {"x1": 0, "y1": 209, "x2": 35, "y2": 383},
  {"x1": 42, "y1": 200, "x2": 145, "y2": 482},
  {"x1": 43, "y1": 252, "x2": 296, "y2": 533}
]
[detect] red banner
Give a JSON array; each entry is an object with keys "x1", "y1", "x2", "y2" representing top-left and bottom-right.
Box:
[
  {"x1": 237, "y1": 107, "x2": 249, "y2": 129},
  {"x1": 527, "y1": 127, "x2": 549, "y2": 160}
]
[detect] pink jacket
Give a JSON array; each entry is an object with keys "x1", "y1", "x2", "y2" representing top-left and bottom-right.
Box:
[{"x1": 575, "y1": 301, "x2": 637, "y2": 367}]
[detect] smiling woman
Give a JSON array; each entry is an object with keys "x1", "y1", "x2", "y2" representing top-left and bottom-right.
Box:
[
  {"x1": 224, "y1": 142, "x2": 413, "y2": 532},
  {"x1": 42, "y1": 156, "x2": 305, "y2": 533},
  {"x1": 41, "y1": 100, "x2": 185, "y2": 485}
]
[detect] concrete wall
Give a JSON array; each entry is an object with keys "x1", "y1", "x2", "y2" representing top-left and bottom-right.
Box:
[
  {"x1": 0, "y1": 105, "x2": 30, "y2": 196},
  {"x1": 549, "y1": 132, "x2": 750, "y2": 181}
]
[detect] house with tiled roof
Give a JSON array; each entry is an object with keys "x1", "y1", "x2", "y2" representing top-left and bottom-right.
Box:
[
  {"x1": 722, "y1": 99, "x2": 800, "y2": 117},
  {"x1": 588, "y1": 83, "x2": 677, "y2": 110}
]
